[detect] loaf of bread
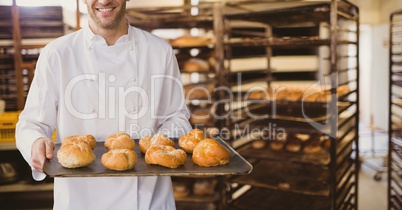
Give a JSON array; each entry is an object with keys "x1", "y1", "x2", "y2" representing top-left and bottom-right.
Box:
[
  {"x1": 57, "y1": 140, "x2": 96, "y2": 169},
  {"x1": 104, "y1": 132, "x2": 135, "y2": 150},
  {"x1": 101, "y1": 149, "x2": 138, "y2": 171},
  {"x1": 192, "y1": 138, "x2": 230, "y2": 167},
  {"x1": 145, "y1": 145, "x2": 187, "y2": 168},
  {"x1": 139, "y1": 133, "x2": 175, "y2": 153}
]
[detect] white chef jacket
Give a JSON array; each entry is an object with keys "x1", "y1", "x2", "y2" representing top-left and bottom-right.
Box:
[{"x1": 16, "y1": 24, "x2": 192, "y2": 210}]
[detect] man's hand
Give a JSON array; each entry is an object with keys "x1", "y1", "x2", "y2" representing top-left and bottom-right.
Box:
[{"x1": 31, "y1": 137, "x2": 55, "y2": 172}]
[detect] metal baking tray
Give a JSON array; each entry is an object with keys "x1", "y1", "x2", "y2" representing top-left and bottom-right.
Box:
[{"x1": 43, "y1": 137, "x2": 252, "y2": 177}]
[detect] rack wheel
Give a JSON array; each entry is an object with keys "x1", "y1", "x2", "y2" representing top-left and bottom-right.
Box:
[{"x1": 374, "y1": 173, "x2": 382, "y2": 181}]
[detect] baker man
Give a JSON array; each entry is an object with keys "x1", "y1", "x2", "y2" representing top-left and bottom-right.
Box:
[{"x1": 15, "y1": 0, "x2": 191, "y2": 209}]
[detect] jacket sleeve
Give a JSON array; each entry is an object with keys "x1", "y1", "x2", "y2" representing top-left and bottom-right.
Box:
[
  {"x1": 15, "y1": 47, "x2": 59, "y2": 181},
  {"x1": 155, "y1": 47, "x2": 192, "y2": 137}
]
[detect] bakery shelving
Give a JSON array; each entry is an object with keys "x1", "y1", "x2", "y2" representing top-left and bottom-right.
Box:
[
  {"x1": 0, "y1": 3, "x2": 64, "y2": 111},
  {"x1": 221, "y1": 1, "x2": 359, "y2": 210},
  {"x1": 388, "y1": 8, "x2": 402, "y2": 210}
]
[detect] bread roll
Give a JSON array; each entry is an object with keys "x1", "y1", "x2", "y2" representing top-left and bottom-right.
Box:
[
  {"x1": 101, "y1": 149, "x2": 137, "y2": 171},
  {"x1": 270, "y1": 141, "x2": 284, "y2": 151},
  {"x1": 183, "y1": 58, "x2": 209, "y2": 72},
  {"x1": 179, "y1": 134, "x2": 200, "y2": 153},
  {"x1": 145, "y1": 145, "x2": 187, "y2": 168},
  {"x1": 57, "y1": 141, "x2": 96, "y2": 168},
  {"x1": 139, "y1": 133, "x2": 175, "y2": 153},
  {"x1": 192, "y1": 138, "x2": 230, "y2": 167},
  {"x1": 285, "y1": 136, "x2": 302, "y2": 152},
  {"x1": 184, "y1": 83, "x2": 215, "y2": 100},
  {"x1": 190, "y1": 107, "x2": 216, "y2": 125},
  {"x1": 193, "y1": 178, "x2": 218, "y2": 195},
  {"x1": 189, "y1": 128, "x2": 204, "y2": 140},
  {"x1": 303, "y1": 135, "x2": 323, "y2": 154},
  {"x1": 251, "y1": 139, "x2": 266, "y2": 149},
  {"x1": 170, "y1": 36, "x2": 212, "y2": 47},
  {"x1": 104, "y1": 132, "x2": 135, "y2": 150},
  {"x1": 62, "y1": 134, "x2": 97, "y2": 150},
  {"x1": 173, "y1": 181, "x2": 190, "y2": 198}
]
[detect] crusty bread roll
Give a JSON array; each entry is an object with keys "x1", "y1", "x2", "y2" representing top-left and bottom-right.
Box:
[
  {"x1": 139, "y1": 133, "x2": 175, "y2": 153},
  {"x1": 192, "y1": 138, "x2": 230, "y2": 167},
  {"x1": 179, "y1": 129, "x2": 205, "y2": 153},
  {"x1": 101, "y1": 149, "x2": 138, "y2": 171},
  {"x1": 183, "y1": 58, "x2": 209, "y2": 72},
  {"x1": 145, "y1": 145, "x2": 187, "y2": 168},
  {"x1": 189, "y1": 128, "x2": 204, "y2": 141},
  {"x1": 179, "y1": 134, "x2": 200, "y2": 153},
  {"x1": 104, "y1": 132, "x2": 135, "y2": 150},
  {"x1": 62, "y1": 134, "x2": 97, "y2": 150},
  {"x1": 57, "y1": 141, "x2": 96, "y2": 168}
]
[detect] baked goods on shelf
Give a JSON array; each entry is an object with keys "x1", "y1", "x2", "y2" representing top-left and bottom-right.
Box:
[
  {"x1": 57, "y1": 135, "x2": 96, "y2": 168},
  {"x1": 173, "y1": 180, "x2": 191, "y2": 198},
  {"x1": 170, "y1": 35, "x2": 214, "y2": 47},
  {"x1": 303, "y1": 135, "x2": 323, "y2": 154},
  {"x1": 104, "y1": 132, "x2": 135, "y2": 150},
  {"x1": 245, "y1": 85, "x2": 351, "y2": 103},
  {"x1": 139, "y1": 133, "x2": 175, "y2": 153},
  {"x1": 183, "y1": 58, "x2": 210, "y2": 72},
  {"x1": 285, "y1": 135, "x2": 302, "y2": 152},
  {"x1": 179, "y1": 129, "x2": 205, "y2": 153},
  {"x1": 145, "y1": 145, "x2": 187, "y2": 168},
  {"x1": 251, "y1": 139, "x2": 266, "y2": 149},
  {"x1": 62, "y1": 134, "x2": 97, "y2": 150},
  {"x1": 190, "y1": 107, "x2": 216, "y2": 125},
  {"x1": 269, "y1": 140, "x2": 285, "y2": 151},
  {"x1": 192, "y1": 138, "x2": 230, "y2": 167},
  {"x1": 184, "y1": 82, "x2": 215, "y2": 100},
  {"x1": 193, "y1": 178, "x2": 218, "y2": 195},
  {"x1": 101, "y1": 149, "x2": 138, "y2": 171}
]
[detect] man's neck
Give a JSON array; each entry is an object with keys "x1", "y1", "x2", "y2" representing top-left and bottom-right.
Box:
[{"x1": 89, "y1": 21, "x2": 128, "y2": 46}]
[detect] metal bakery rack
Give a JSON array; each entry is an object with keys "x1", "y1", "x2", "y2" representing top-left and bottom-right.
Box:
[{"x1": 220, "y1": 1, "x2": 360, "y2": 210}]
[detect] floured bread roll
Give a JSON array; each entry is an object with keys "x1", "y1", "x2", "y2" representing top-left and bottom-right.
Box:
[
  {"x1": 57, "y1": 135, "x2": 96, "y2": 168},
  {"x1": 145, "y1": 145, "x2": 187, "y2": 169},
  {"x1": 62, "y1": 134, "x2": 97, "y2": 150},
  {"x1": 101, "y1": 149, "x2": 138, "y2": 171},
  {"x1": 104, "y1": 132, "x2": 135, "y2": 150},
  {"x1": 139, "y1": 133, "x2": 175, "y2": 153},
  {"x1": 192, "y1": 138, "x2": 230, "y2": 167}
]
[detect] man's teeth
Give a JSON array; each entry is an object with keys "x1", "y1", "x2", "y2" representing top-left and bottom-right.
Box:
[{"x1": 98, "y1": 8, "x2": 113, "y2": 12}]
